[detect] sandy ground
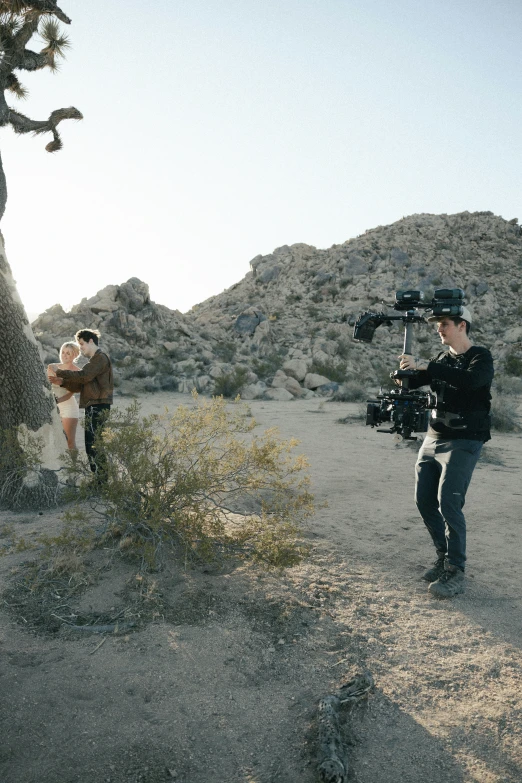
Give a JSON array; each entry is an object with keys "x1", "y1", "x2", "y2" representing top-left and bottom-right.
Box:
[{"x1": 0, "y1": 391, "x2": 521, "y2": 783}]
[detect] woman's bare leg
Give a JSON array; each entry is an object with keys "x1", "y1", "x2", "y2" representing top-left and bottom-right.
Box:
[{"x1": 61, "y1": 418, "x2": 78, "y2": 450}]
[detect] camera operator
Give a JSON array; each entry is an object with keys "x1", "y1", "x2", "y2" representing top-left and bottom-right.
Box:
[{"x1": 398, "y1": 306, "x2": 493, "y2": 599}]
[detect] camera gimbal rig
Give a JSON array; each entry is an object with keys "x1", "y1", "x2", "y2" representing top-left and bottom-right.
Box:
[{"x1": 352, "y1": 288, "x2": 466, "y2": 440}]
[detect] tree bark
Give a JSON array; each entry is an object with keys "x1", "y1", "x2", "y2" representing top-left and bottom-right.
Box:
[{"x1": 0, "y1": 231, "x2": 66, "y2": 507}]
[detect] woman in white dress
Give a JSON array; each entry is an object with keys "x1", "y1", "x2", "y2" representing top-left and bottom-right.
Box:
[{"x1": 47, "y1": 342, "x2": 81, "y2": 450}]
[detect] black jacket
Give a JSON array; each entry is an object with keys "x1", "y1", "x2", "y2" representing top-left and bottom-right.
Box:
[{"x1": 408, "y1": 345, "x2": 494, "y2": 441}]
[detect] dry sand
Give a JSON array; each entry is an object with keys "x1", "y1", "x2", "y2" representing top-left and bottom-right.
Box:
[{"x1": 0, "y1": 391, "x2": 521, "y2": 783}]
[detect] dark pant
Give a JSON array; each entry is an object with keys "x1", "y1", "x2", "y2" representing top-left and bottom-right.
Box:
[
  {"x1": 84, "y1": 404, "x2": 111, "y2": 477},
  {"x1": 415, "y1": 437, "x2": 483, "y2": 571}
]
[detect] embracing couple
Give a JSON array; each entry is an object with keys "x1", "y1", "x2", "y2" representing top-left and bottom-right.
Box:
[{"x1": 47, "y1": 328, "x2": 113, "y2": 483}]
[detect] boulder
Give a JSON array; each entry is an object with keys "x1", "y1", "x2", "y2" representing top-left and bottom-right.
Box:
[
  {"x1": 503, "y1": 326, "x2": 522, "y2": 343},
  {"x1": 283, "y1": 376, "x2": 302, "y2": 397},
  {"x1": 252, "y1": 319, "x2": 271, "y2": 345},
  {"x1": 316, "y1": 382, "x2": 340, "y2": 395},
  {"x1": 283, "y1": 359, "x2": 309, "y2": 381},
  {"x1": 234, "y1": 310, "x2": 266, "y2": 335},
  {"x1": 264, "y1": 388, "x2": 294, "y2": 401},
  {"x1": 271, "y1": 370, "x2": 289, "y2": 388},
  {"x1": 300, "y1": 389, "x2": 316, "y2": 399},
  {"x1": 240, "y1": 381, "x2": 267, "y2": 400},
  {"x1": 209, "y1": 363, "x2": 232, "y2": 379},
  {"x1": 311, "y1": 350, "x2": 332, "y2": 365},
  {"x1": 258, "y1": 265, "x2": 281, "y2": 284},
  {"x1": 343, "y1": 253, "x2": 369, "y2": 275},
  {"x1": 304, "y1": 372, "x2": 331, "y2": 390},
  {"x1": 313, "y1": 339, "x2": 338, "y2": 357},
  {"x1": 313, "y1": 271, "x2": 336, "y2": 286},
  {"x1": 116, "y1": 278, "x2": 150, "y2": 313}
]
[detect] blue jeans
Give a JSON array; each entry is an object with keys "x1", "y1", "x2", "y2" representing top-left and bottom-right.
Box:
[{"x1": 415, "y1": 437, "x2": 483, "y2": 571}]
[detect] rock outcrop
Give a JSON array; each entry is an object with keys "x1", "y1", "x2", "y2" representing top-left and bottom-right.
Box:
[{"x1": 32, "y1": 212, "x2": 522, "y2": 399}]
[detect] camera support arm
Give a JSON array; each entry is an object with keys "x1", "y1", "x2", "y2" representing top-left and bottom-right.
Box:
[{"x1": 399, "y1": 311, "x2": 425, "y2": 389}]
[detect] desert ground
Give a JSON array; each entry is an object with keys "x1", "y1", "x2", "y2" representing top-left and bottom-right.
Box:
[{"x1": 0, "y1": 391, "x2": 521, "y2": 783}]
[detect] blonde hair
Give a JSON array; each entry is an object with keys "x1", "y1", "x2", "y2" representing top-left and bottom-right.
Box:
[{"x1": 60, "y1": 342, "x2": 81, "y2": 362}]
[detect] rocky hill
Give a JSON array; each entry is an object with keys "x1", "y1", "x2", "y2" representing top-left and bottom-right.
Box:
[{"x1": 32, "y1": 211, "x2": 522, "y2": 399}]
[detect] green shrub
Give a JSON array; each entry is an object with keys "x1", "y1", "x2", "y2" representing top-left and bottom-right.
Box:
[
  {"x1": 331, "y1": 381, "x2": 368, "y2": 402},
  {"x1": 490, "y1": 392, "x2": 521, "y2": 433},
  {"x1": 214, "y1": 367, "x2": 250, "y2": 397},
  {"x1": 494, "y1": 375, "x2": 522, "y2": 396},
  {"x1": 67, "y1": 396, "x2": 314, "y2": 568},
  {"x1": 336, "y1": 339, "x2": 350, "y2": 360},
  {"x1": 152, "y1": 356, "x2": 174, "y2": 374},
  {"x1": 214, "y1": 341, "x2": 236, "y2": 362},
  {"x1": 309, "y1": 360, "x2": 347, "y2": 384},
  {"x1": 505, "y1": 352, "x2": 522, "y2": 377},
  {"x1": 156, "y1": 375, "x2": 179, "y2": 392},
  {"x1": 252, "y1": 350, "x2": 285, "y2": 380}
]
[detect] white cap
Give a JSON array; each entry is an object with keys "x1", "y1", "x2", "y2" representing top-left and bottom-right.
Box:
[{"x1": 427, "y1": 306, "x2": 472, "y2": 324}]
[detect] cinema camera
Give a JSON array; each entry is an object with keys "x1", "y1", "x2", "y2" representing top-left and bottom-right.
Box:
[{"x1": 352, "y1": 288, "x2": 466, "y2": 440}]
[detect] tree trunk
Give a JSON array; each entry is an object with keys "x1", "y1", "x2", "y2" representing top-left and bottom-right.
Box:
[{"x1": 0, "y1": 231, "x2": 66, "y2": 507}]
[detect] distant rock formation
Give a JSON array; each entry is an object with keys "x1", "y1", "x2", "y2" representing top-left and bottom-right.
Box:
[{"x1": 33, "y1": 212, "x2": 522, "y2": 399}]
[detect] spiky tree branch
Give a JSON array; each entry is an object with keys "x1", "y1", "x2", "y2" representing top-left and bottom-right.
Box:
[
  {"x1": 9, "y1": 105, "x2": 81, "y2": 150},
  {"x1": 0, "y1": 0, "x2": 81, "y2": 220},
  {"x1": 0, "y1": 1, "x2": 71, "y2": 25}
]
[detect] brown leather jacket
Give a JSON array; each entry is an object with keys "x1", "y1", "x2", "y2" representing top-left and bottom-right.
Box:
[{"x1": 56, "y1": 349, "x2": 114, "y2": 409}]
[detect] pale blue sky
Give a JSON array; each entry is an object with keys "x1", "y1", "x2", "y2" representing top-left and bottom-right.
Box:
[{"x1": 1, "y1": 0, "x2": 520, "y2": 319}]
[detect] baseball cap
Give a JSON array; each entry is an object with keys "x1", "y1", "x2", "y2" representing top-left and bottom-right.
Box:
[{"x1": 427, "y1": 306, "x2": 472, "y2": 324}]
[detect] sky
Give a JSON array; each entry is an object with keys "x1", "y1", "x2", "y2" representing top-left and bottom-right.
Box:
[{"x1": 1, "y1": 0, "x2": 521, "y2": 320}]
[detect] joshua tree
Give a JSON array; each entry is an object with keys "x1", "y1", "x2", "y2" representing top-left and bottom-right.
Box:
[{"x1": 0, "y1": 0, "x2": 82, "y2": 507}]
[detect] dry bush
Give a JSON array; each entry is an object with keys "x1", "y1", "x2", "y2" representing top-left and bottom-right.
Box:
[
  {"x1": 66, "y1": 394, "x2": 314, "y2": 569},
  {"x1": 494, "y1": 375, "x2": 522, "y2": 396},
  {"x1": 490, "y1": 392, "x2": 521, "y2": 433},
  {"x1": 331, "y1": 381, "x2": 368, "y2": 402}
]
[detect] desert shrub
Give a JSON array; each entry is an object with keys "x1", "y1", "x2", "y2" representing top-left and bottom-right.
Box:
[
  {"x1": 309, "y1": 360, "x2": 347, "y2": 383},
  {"x1": 327, "y1": 285, "x2": 339, "y2": 300},
  {"x1": 489, "y1": 392, "x2": 521, "y2": 433},
  {"x1": 214, "y1": 366, "x2": 250, "y2": 397},
  {"x1": 331, "y1": 381, "x2": 368, "y2": 402},
  {"x1": 494, "y1": 375, "x2": 522, "y2": 396},
  {"x1": 252, "y1": 350, "x2": 285, "y2": 380},
  {"x1": 123, "y1": 363, "x2": 149, "y2": 380},
  {"x1": 504, "y1": 352, "x2": 522, "y2": 377},
  {"x1": 156, "y1": 375, "x2": 179, "y2": 392},
  {"x1": 214, "y1": 341, "x2": 236, "y2": 362},
  {"x1": 152, "y1": 356, "x2": 174, "y2": 374},
  {"x1": 336, "y1": 339, "x2": 350, "y2": 360},
  {"x1": 371, "y1": 363, "x2": 396, "y2": 390},
  {"x1": 66, "y1": 397, "x2": 314, "y2": 568}
]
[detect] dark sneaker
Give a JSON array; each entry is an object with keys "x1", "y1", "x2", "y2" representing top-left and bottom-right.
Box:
[
  {"x1": 428, "y1": 565, "x2": 465, "y2": 599},
  {"x1": 421, "y1": 555, "x2": 446, "y2": 583}
]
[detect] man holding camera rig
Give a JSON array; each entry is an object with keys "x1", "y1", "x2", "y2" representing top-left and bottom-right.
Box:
[{"x1": 398, "y1": 307, "x2": 493, "y2": 599}]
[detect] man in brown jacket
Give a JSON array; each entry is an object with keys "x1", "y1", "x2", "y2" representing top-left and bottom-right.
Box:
[{"x1": 49, "y1": 328, "x2": 113, "y2": 480}]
